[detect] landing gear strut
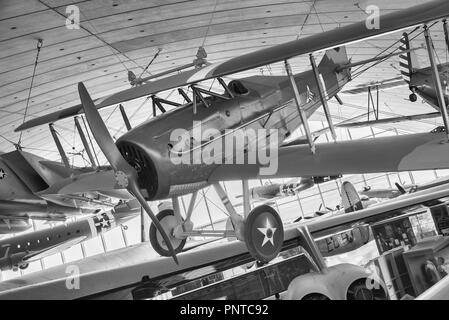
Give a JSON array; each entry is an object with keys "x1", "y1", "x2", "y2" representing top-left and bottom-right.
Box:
[{"x1": 148, "y1": 196, "x2": 284, "y2": 264}]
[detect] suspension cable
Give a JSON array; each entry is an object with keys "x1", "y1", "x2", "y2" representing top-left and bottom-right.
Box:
[{"x1": 18, "y1": 39, "x2": 43, "y2": 148}]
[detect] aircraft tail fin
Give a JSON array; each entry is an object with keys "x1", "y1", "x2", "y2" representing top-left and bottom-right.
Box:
[
  {"x1": 317, "y1": 46, "x2": 351, "y2": 98},
  {"x1": 399, "y1": 33, "x2": 420, "y2": 84},
  {"x1": 341, "y1": 181, "x2": 364, "y2": 213}
]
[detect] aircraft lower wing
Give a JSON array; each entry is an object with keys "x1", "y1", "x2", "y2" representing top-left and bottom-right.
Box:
[
  {"x1": 0, "y1": 184, "x2": 448, "y2": 300},
  {"x1": 14, "y1": 0, "x2": 449, "y2": 132},
  {"x1": 37, "y1": 169, "x2": 133, "y2": 200},
  {"x1": 208, "y1": 131, "x2": 449, "y2": 182}
]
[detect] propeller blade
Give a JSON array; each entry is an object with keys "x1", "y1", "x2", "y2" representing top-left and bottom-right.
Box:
[
  {"x1": 78, "y1": 82, "x2": 178, "y2": 264},
  {"x1": 127, "y1": 179, "x2": 178, "y2": 264},
  {"x1": 78, "y1": 82, "x2": 133, "y2": 173}
]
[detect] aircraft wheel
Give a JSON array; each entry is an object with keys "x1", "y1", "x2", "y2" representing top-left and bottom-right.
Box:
[
  {"x1": 19, "y1": 263, "x2": 29, "y2": 270},
  {"x1": 409, "y1": 93, "x2": 417, "y2": 102},
  {"x1": 149, "y1": 209, "x2": 186, "y2": 257},
  {"x1": 244, "y1": 205, "x2": 284, "y2": 263}
]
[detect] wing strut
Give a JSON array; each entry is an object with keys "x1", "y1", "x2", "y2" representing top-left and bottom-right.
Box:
[
  {"x1": 74, "y1": 116, "x2": 97, "y2": 169},
  {"x1": 424, "y1": 24, "x2": 449, "y2": 140},
  {"x1": 49, "y1": 123, "x2": 70, "y2": 169},
  {"x1": 119, "y1": 104, "x2": 132, "y2": 131},
  {"x1": 284, "y1": 60, "x2": 316, "y2": 154},
  {"x1": 310, "y1": 54, "x2": 337, "y2": 141}
]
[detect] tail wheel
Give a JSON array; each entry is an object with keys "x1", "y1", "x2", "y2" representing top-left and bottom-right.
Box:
[
  {"x1": 244, "y1": 205, "x2": 284, "y2": 263},
  {"x1": 149, "y1": 209, "x2": 186, "y2": 257},
  {"x1": 19, "y1": 263, "x2": 29, "y2": 270},
  {"x1": 409, "y1": 93, "x2": 417, "y2": 102}
]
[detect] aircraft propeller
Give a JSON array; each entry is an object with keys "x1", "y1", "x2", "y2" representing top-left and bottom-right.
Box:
[{"x1": 77, "y1": 82, "x2": 178, "y2": 264}]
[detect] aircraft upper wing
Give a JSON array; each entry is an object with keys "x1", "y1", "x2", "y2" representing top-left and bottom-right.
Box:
[
  {"x1": 208, "y1": 131, "x2": 449, "y2": 182},
  {"x1": 15, "y1": 0, "x2": 449, "y2": 132}
]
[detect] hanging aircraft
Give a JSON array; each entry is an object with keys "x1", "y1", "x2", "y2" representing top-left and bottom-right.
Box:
[
  {"x1": 341, "y1": 25, "x2": 449, "y2": 128},
  {"x1": 360, "y1": 175, "x2": 449, "y2": 200},
  {"x1": 0, "y1": 148, "x2": 140, "y2": 235},
  {"x1": 13, "y1": 0, "x2": 449, "y2": 265},
  {"x1": 291, "y1": 181, "x2": 374, "y2": 258},
  {"x1": 236, "y1": 176, "x2": 341, "y2": 204},
  {"x1": 0, "y1": 182, "x2": 446, "y2": 300},
  {"x1": 0, "y1": 204, "x2": 139, "y2": 271}
]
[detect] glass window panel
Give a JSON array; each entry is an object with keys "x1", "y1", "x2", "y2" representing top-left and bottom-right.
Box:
[
  {"x1": 102, "y1": 228, "x2": 126, "y2": 252},
  {"x1": 63, "y1": 244, "x2": 84, "y2": 263},
  {"x1": 82, "y1": 236, "x2": 106, "y2": 257},
  {"x1": 42, "y1": 253, "x2": 63, "y2": 268},
  {"x1": 123, "y1": 216, "x2": 142, "y2": 246},
  {"x1": 410, "y1": 170, "x2": 439, "y2": 184}
]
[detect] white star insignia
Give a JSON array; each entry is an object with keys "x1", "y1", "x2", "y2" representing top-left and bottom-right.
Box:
[
  {"x1": 0, "y1": 169, "x2": 6, "y2": 179},
  {"x1": 100, "y1": 219, "x2": 109, "y2": 228},
  {"x1": 257, "y1": 218, "x2": 277, "y2": 247}
]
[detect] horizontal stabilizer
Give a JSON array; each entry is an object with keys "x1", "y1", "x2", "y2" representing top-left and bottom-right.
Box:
[{"x1": 342, "y1": 79, "x2": 406, "y2": 95}]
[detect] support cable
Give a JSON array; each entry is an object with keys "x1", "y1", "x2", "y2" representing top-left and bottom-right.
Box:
[{"x1": 18, "y1": 39, "x2": 43, "y2": 148}]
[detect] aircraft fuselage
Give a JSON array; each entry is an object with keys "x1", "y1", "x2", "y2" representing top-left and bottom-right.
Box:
[{"x1": 116, "y1": 48, "x2": 351, "y2": 200}]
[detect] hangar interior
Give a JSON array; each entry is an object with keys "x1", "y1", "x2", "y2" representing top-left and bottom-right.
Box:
[{"x1": 1, "y1": 0, "x2": 449, "y2": 300}]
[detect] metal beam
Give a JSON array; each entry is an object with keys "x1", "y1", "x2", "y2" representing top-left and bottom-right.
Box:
[
  {"x1": 242, "y1": 180, "x2": 251, "y2": 218},
  {"x1": 151, "y1": 96, "x2": 166, "y2": 117},
  {"x1": 172, "y1": 197, "x2": 183, "y2": 223},
  {"x1": 74, "y1": 116, "x2": 97, "y2": 169},
  {"x1": 194, "y1": 86, "x2": 230, "y2": 100},
  {"x1": 178, "y1": 88, "x2": 192, "y2": 103},
  {"x1": 185, "y1": 191, "x2": 198, "y2": 222},
  {"x1": 119, "y1": 104, "x2": 132, "y2": 131},
  {"x1": 424, "y1": 25, "x2": 449, "y2": 140},
  {"x1": 310, "y1": 54, "x2": 337, "y2": 141},
  {"x1": 191, "y1": 86, "x2": 209, "y2": 108},
  {"x1": 213, "y1": 183, "x2": 239, "y2": 220},
  {"x1": 444, "y1": 20, "x2": 449, "y2": 55},
  {"x1": 49, "y1": 123, "x2": 70, "y2": 168},
  {"x1": 218, "y1": 77, "x2": 234, "y2": 98},
  {"x1": 284, "y1": 60, "x2": 316, "y2": 154}
]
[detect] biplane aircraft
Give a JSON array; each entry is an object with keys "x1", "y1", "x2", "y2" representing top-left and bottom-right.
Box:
[
  {"x1": 341, "y1": 25, "x2": 449, "y2": 128},
  {"x1": 13, "y1": 0, "x2": 449, "y2": 265},
  {"x1": 0, "y1": 148, "x2": 139, "y2": 233}
]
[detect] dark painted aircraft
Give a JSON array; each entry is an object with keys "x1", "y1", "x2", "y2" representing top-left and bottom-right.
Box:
[
  {"x1": 0, "y1": 149, "x2": 137, "y2": 235},
  {"x1": 0, "y1": 204, "x2": 139, "y2": 271}
]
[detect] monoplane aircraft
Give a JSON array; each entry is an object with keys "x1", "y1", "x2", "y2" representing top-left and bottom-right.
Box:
[
  {"x1": 360, "y1": 175, "x2": 449, "y2": 200},
  {"x1": 0, "y1": 207, "x2": 138, "y2": 271}
]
